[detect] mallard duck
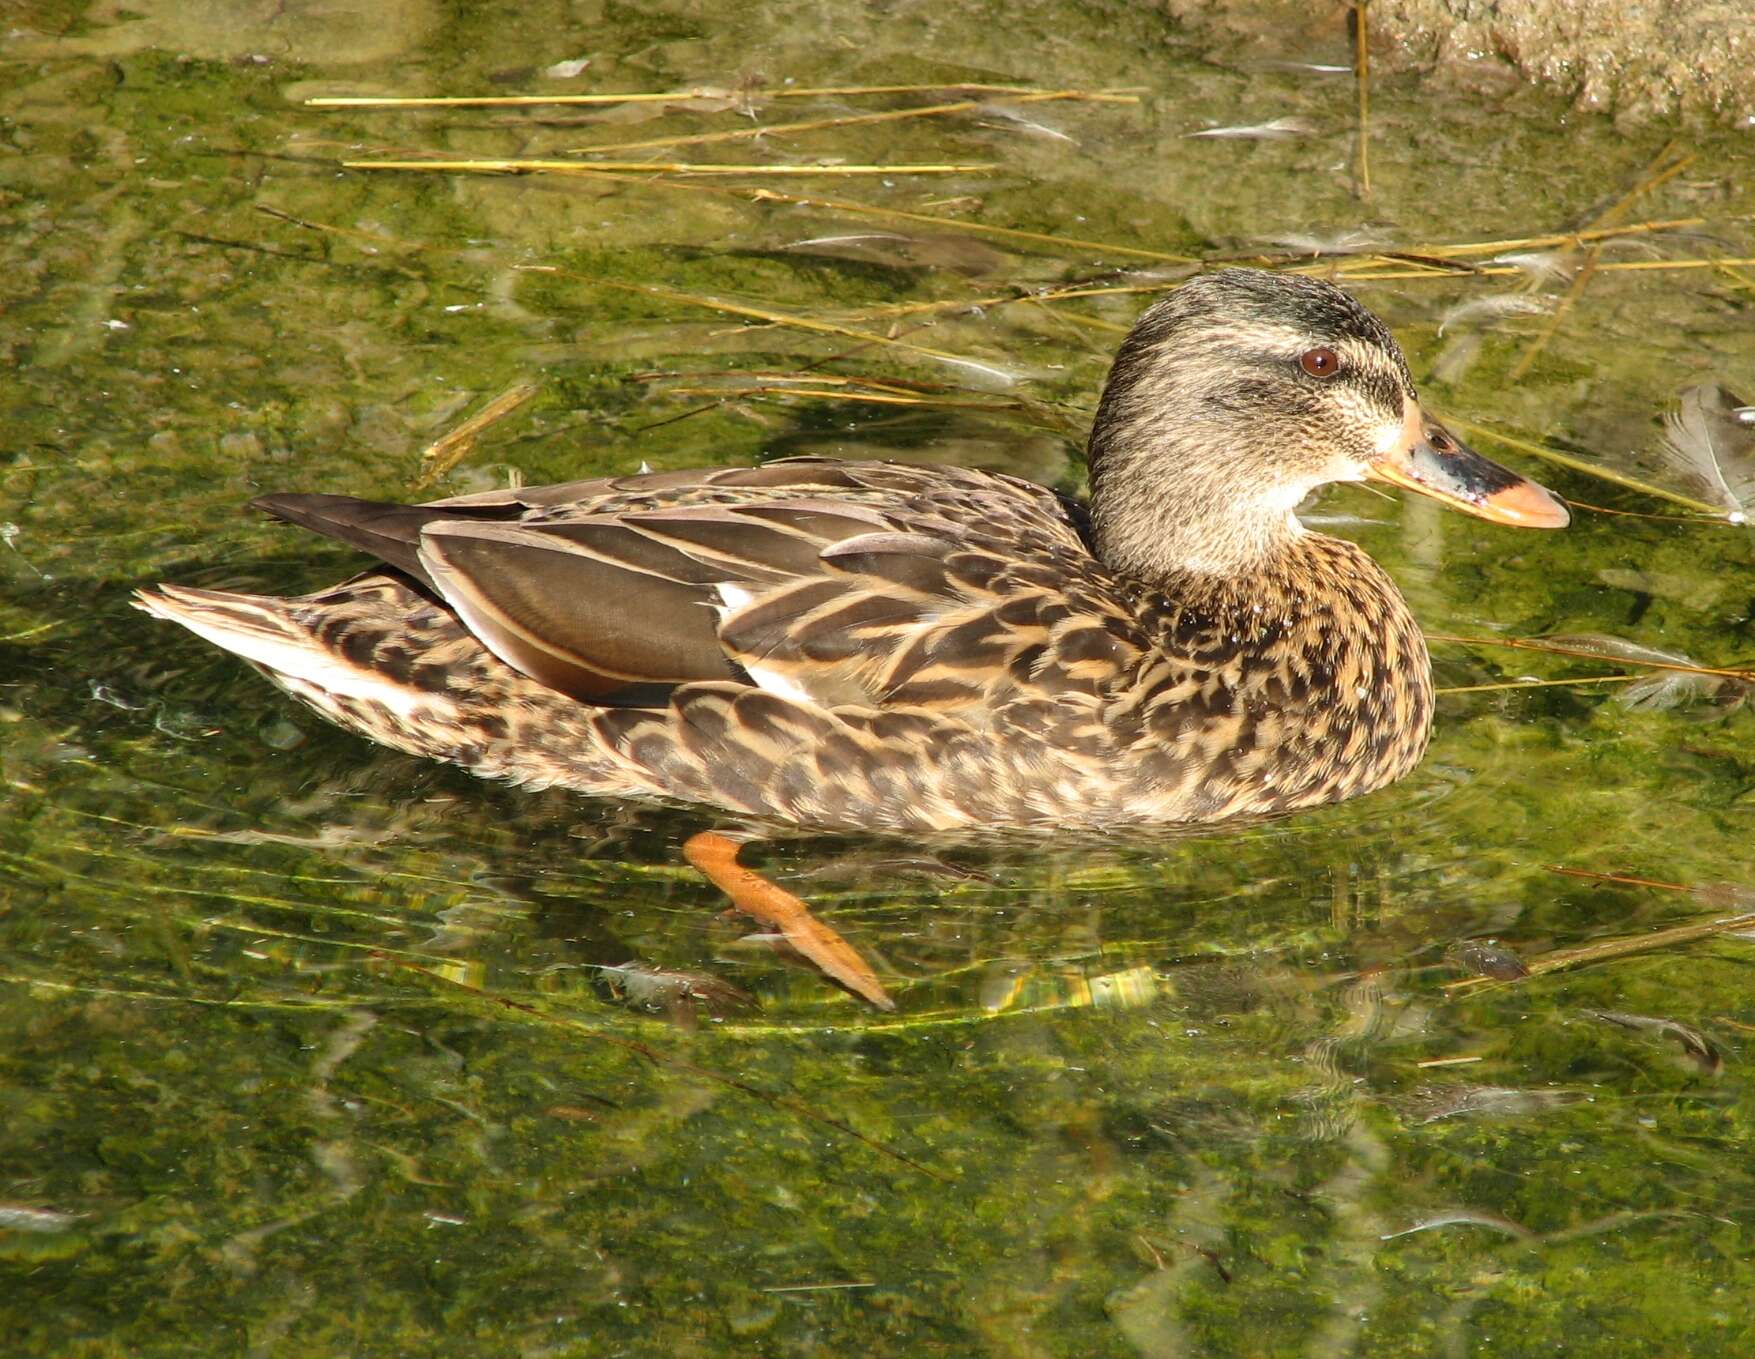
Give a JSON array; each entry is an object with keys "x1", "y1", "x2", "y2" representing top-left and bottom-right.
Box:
[{"x1": 138, "y1": 269, "x2": 1567, "y2": 834}]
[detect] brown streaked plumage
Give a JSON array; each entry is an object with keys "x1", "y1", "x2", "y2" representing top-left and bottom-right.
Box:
[{"x1": 136, "y1": 269, "x2": 1568, "y2": 834}]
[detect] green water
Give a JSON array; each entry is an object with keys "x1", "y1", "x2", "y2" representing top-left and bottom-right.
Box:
[{"x1": 5, "y1": 1, "x2": 1755, "y2": 1354}]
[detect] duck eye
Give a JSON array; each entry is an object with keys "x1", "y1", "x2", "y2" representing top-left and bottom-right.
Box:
[{"x1": 1298, "y1": 346, "x2": 1342, "y2": 378}]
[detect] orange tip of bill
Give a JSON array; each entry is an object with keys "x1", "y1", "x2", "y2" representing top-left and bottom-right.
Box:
[{"x1": 1477, "y1": 479, "x2": 1571, "y2": 529}]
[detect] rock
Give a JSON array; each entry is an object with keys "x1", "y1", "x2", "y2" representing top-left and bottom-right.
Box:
[{"x1": 1160, "y1": 0, "x2": 1755, "y2": 125}]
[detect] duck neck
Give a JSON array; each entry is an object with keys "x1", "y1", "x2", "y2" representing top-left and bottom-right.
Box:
[{"x1": 1087, "y1": 465, "x2": 1311, "y2": 591}]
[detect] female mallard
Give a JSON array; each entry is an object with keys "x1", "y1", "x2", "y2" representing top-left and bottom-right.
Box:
[{"x1": 139, "y1": 269, "x2": 1567, "y2": 834}]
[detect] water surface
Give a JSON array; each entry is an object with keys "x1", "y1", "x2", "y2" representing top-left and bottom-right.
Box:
[{"x1": 4, "y1": 2, "x2": 1755, "y2": 1354}]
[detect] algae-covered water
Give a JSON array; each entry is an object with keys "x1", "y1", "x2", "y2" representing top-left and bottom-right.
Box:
[{"x1": 5, "y1": 2, "x2": 1755, "y2": 1354}]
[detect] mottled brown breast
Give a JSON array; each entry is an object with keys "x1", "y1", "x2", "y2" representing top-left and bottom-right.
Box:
[{"x1": 1100, "y1": 533, "x2": 1433, "y2": 823}]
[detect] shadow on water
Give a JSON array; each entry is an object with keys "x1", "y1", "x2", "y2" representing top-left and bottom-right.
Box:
[{"x1": 4, "y1": 0, "x2": 1755, "y2": 1353}]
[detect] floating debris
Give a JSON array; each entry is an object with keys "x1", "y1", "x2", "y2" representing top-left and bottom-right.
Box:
[
  {"x1": 88, "y1": 679, "x2": 145, "y2": 711},
  {"x1": 346, "y1": 157, "x2": 996, "y2": 177},
  {"x1": 1485, "y1": 249, "x2": 1576, "y2": 281},
  {"x1": 1447, "y1": 939, "x2": 1529, "y2": 980},
  {"x1": 413, "y1": 382, "x2": 538, "y2": 490},
  {"x1": 1396, "y1": 1084, "x2": 1585, "y2": 1124},
  {"x1": 976, "y1": 102, "x2": 1077, "y2": 144},
  {"x1": 1382, "y1": 1209, "x2": 1534, "y2": 1241},
  {"x1": 1254, "y1": 60, "x2": 1353, "y2": 75},
  {"x1": 779, "y1": 230, "x2": 1006, "y2": 277},
  {"x1": 1450, "y1": 876, "x2": 1755, "y2": 992},
  {"x1": 1, "y1": 521, "x2": 48, "y2": 579},
  {"x1": 1589, "y1": 1010, "x2": 1723, "y2": 1075},
  {"x1": 308, "y1": 82, "x2": 1143, "y2": 109},
  {"x1": 1257, "y1": 228, "x2": 1391, "y2": 257},
  {"x1": 0, "y1": 1204, "x2": 84, "y2": 1233},
  {"x1": 1621, "y1": 668, "x2": 1742, "y2": 716},
  {"x1": 1185, "y1": 117, "x2": 1315, "y2": 140},
  {"x1": 1657, "y1": 383, "x2": 1755, "y2": 524},
  {"x1": 1546, "y1": 632, "x2": 1748, "y2": 713},
  {"x1": 592, "y1": 962, "x2": 758, "y2": 1017},
  {"x1": 566, "y1": 92, "x2": 1101, "y2": 157},
  {"x1": 1436, "y1": 293, "x2": 1553, "y2": 335},
  {"x1": 1690, "y1": 881, "x2": 1755, "y2": 912}
]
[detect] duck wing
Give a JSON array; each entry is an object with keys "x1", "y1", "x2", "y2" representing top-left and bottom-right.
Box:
[{"x1": 253, "y1": 457, "x2": 1134, "y2": 712}]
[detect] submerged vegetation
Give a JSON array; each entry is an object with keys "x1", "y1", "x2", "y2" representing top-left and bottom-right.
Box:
[{"x1": 4, "y1": 0, "x2": 1755, "y2": 1353}]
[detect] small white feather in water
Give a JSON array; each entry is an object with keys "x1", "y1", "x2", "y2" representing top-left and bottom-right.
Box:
[
  {"x1": 1185, "y1": 117, "x2": 1315, "y2": 140},
  {"x1": 1659, "y1": 383, "x2": 1755, "y2": 525},
  {"x1": 1436, "y1": 294, "x2": 1552, "y2": 336},
  {"x1": 1254, "y1": 60, "x2": 1353, "y2": 75},
  {"x1": 1545, "y1": 633, "x2": 1701, "y2": 669},
  {"x1": 977, "y1": 103, "x2": 1077, "y2": 144},
  {"x1": 933, "y1": 352, "x2": 1023, "y2": 388},
  {"x1": 1547, "y1": 633, "x2": 1745, "y2": 714},
  {"x1": 1620, "y1": 669, "x2": 1730, "y2": 714},
  {"x1": 1258, "y1": 228, "x2": 1390, "y2": 257},
  {"x1": 1486, "y1": 250, "x2": 1574, "y2": 282}
]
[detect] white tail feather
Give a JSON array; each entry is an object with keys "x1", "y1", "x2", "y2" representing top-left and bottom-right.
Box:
[{"x1": 135, "y1": 586, "x2": 433, "y2": 721}]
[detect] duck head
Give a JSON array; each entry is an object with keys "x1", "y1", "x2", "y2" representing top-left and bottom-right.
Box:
[{"x1": 1086, "y1": 268, "x2": 1568, "y2": 582}]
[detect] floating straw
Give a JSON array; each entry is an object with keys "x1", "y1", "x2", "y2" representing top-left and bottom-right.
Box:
[
  {"x1": 307, "y1": 83, "x2": 1144, "y2": 108},
  {"x1": 344, "y1": 158, "x2": 994, "y2": 176}
]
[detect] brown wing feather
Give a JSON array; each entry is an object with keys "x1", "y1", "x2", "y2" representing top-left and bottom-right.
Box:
[
  {"x1": 411, "y1": 497, "x2": 916, "y2": 701},
  {"x1": 417, "y1": 523, "x2": 736, "y2": 698},
  {"x1": 251, "y1": 457, "x2": 1114, "y2": 713},
  {"x1": 249, "y1": 493, "x2": 526, "y2": 589}
]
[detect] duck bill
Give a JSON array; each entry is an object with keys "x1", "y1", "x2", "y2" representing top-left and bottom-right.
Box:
[{"x1": 1368, "y1": 402, "x2": 1570, "y2": 528}]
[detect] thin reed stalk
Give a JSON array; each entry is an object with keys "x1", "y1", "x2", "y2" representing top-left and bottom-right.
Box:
[
  {"x1": 344, "y1": 158, "x2": 994, "y2": 176},
  {"x1": 1427, "y1": 633, "x2": 1755, "y2": 684},
  {"x1": 1352, "y1": 2, "x2": 1371, "y2": 197},
  {"x1": 566, "y1": 91, "x2": 1111, "y2": 156},
  {"x1": 307, "y1": 83, "x2": 1144, "y2": 108}
]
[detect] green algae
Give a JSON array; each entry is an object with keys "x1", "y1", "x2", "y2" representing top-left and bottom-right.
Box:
[{"x1": 4, "y1": 1, "x2": 1755, "y2": 1355}]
